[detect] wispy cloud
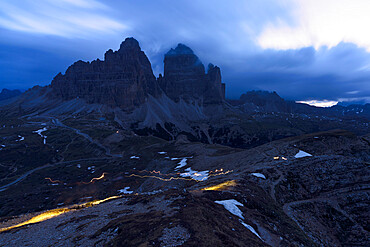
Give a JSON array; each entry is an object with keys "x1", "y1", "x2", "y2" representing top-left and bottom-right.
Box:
[
  {"x1": 0, "y1": 0, "x2": 127, "y2": 38},
  {"x1": 296, "y1": 100, "x2": 338, "y2": 108},
  {"x1": 258, "y1": 0, "x2": 370, "y2": 51}
]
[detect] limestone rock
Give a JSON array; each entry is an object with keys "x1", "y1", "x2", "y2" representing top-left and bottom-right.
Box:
[
  {"x1": 51, "y1": 37, "x2": 160, "y2": 111},
  {"x1": 159, "y1": 44, "x2": 225, "y2": 104}
]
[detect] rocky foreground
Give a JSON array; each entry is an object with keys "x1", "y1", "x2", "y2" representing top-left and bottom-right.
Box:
[{"x1": 0, "y1": 123, "x2": 368, "y2": 246}]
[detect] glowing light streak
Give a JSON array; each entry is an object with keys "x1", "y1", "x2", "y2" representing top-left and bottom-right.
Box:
[
  {"x1": 201, "y1": 180, "x2": 237, "y2": 191},
  {"x1": 126, "y1": 169, "x2": 233, "y2": 182},
  {"x1": 81, "y1": 172, "x2": 107, "y2": 184},
  {"x1": 0, "y1": 208, "x2": 73, "y2": 233},
  {"x1": 45, "y1": 178, "x2": 63, "y2": 184},
  {"x1": 208, "y1": 170, "x2": 233, "y2": 178},
  {"x1": 209, "y1": 169, "x2": 224, "y2": 173},
  {"x1": 125, "y1": 174, "x2": 197, "y2": 182},
  {"x1": 0, "y1": 195, "x2": 122, "y2": 233},
  {"x1": 44, "y1": 173, "x2": 108, "y2": 186},
  {"x1": 138, "y1": 170, "x2": 164, "y2": 175},
  {"x1": 138, "y1": 168, "x2": 230, "y2": 176}
]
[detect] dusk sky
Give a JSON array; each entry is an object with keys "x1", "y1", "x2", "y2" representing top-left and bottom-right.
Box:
[{"x1": 0, "y1": 0, "x2": 370, "y2": 105}]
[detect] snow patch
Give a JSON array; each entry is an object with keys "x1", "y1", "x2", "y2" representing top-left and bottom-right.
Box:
[
  {"x1": 16, "y1": 135, "x2": 24, "y2": 141},
  {"x1": 33, "y1": 127, "x2": 47, "y2": 144},
  {"x1": 214, "y1": 199, "x2": 263, "y2": 241},
  {"x1": 251, "y1": 173, "x2": 266, "y2": 179},
  {"x1": 118, "y1": 187, "x2": 133, "y2": 194},
  {"x1": 215, "y1": 199, "x2": 244, "y2": 219},
  {"x1": 180, "y1": 167, "x2": 209, "y2": 181},
  {"x1": 173, "y1": 156, "x2": 193, "y2": 169},
  {"x1": 240, "y1": 220, "x2": 262, "y2": 240},
  {"x1": 176, "y1": 158, "x2": 188, "y2": 169},
  {"x1": 130, "y1": 156, "x2": 140, "y2": 159},
  {"x1": 158, "y1": 151, "x2": 167, "y2": 154},
  {"x1": 294, "y1": 150, "x2": 312, "y2": 158}
]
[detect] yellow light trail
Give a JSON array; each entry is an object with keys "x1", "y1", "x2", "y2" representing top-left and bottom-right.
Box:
[
  {"x1": 126, "y1": 169, "x2": 233, "y2": 182},
  {"x1": 45, "y1": 178, "x2": 63, "y2": 184},
  {"x1": 201, "y1": 180, "x2": 237, "y2": 191},
  {"x1": 0, "y1": 195, "x2": 122, "y2": 233},
  {"x1": 81, "y1": 172, "x2": 107, "y2": 184},
  {"x1": 0, "y1": 208, "x2": 73, "y2": 233},
  {"x1": 125, "y1": 174, "x2": 198, "y2": 182},
  {"x1": 208, "y1": 170, "x2": 233, "y2": 178},
  {"x1": 138, "y1": 168, "x2": 229, "y2": 176},
  {"x1": 44, "y1": 173, "x2": 108, "y2": 186},
  {"x1": 209, "y1": 168, "x2": 224, "y2": 173},
  {"x1": 1, "y1": 167, "x2": 233, "y2": 233}
]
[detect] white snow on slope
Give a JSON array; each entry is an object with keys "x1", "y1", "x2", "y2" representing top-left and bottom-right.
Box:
[
  {"x1": 33, "y1": 127, "x2": 47, "y2": 144},
  {"x1": 180, "y1": 167, "x2": 209, "y2": 181},
  {"x1": 294, "y1": 150, "x2": 312, "y2": 158},
  {"x1": 176, "y1": 158, "x2": 188, "y2": 169},
  {"x1": 16, "y1": 135, "x2": 24, "y2": 141},
  {"x1": 33, "y1": 127, "x2": 47, "y2": 136},
  {"x1": 171, "y1": 156, "x2": 193, "y2": 169},
  {"x1": 251, "y1": 173, "x2": 266, "y2": 179},
  {"x1": 130, "y1": 156, "x2": 140, "y2": 159},
  {"x1": 240, "y1": 221, "x2": 262, "y2": 240},
  {"x1": 215, "y1": 199, "x2": 263, "y2": 242},
  {"x1": 158, "y1": 151, "x2": 167, "y2": 154},
  {"x1": 118, "y1": 187, "x2": 133, "y2": 194},
  {"x1": 215, "y1": 199, "x2": 244, "y2": 219}
]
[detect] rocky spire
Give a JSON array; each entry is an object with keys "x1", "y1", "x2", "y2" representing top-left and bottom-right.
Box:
[
  {"x1": 159, "y1": 43, "x2": 225, "y2": 104},
  {"x1": 51, "y1": 37, "x2": 160, "y2": 111}
]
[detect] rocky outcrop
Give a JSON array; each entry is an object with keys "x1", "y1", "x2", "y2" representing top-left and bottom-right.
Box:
[
  {"x1": 51, "y1": 38, "x2": 160, "y2": 111},
  {"x1": 158, "y1": 44, "x2": 225, "y2": 104}
]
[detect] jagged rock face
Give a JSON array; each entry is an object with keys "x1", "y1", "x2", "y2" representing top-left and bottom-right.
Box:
[
  {"x1": 159, "y1": 44, "x2": 225, "y2": 104},
  {"x1": 51, "y1": 38, "x2": 160, "y2": 110}
]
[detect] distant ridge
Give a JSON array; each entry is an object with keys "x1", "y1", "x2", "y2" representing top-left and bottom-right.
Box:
[{"x1": 0, "y1": 89, "x2": 21, "y2": 101}]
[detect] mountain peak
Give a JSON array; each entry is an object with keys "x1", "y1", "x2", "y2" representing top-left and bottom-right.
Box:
[
  {"x1": 166, "y1": 43, "x2": 194, "y2": 56},
  {"x1": 0, "y1": 88, "x2": 21, "y2": 101},
  {"x1": 51, "y1": 37, "x2": 159, "y2": 110},
  {"x1": 119, "y1": 37, "x2": 141, "y2": 52},
  {"x1": 160, "y1": 43, "x2": 225, "y2": 104}
]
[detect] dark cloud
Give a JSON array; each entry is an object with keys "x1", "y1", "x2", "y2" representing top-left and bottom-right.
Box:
[
  {"x1": 221, "y1": 43, "x2": 370, "y2": 102},
  {"x1": 0, "y1": 0, "x2": 369, "y2": 103}
]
